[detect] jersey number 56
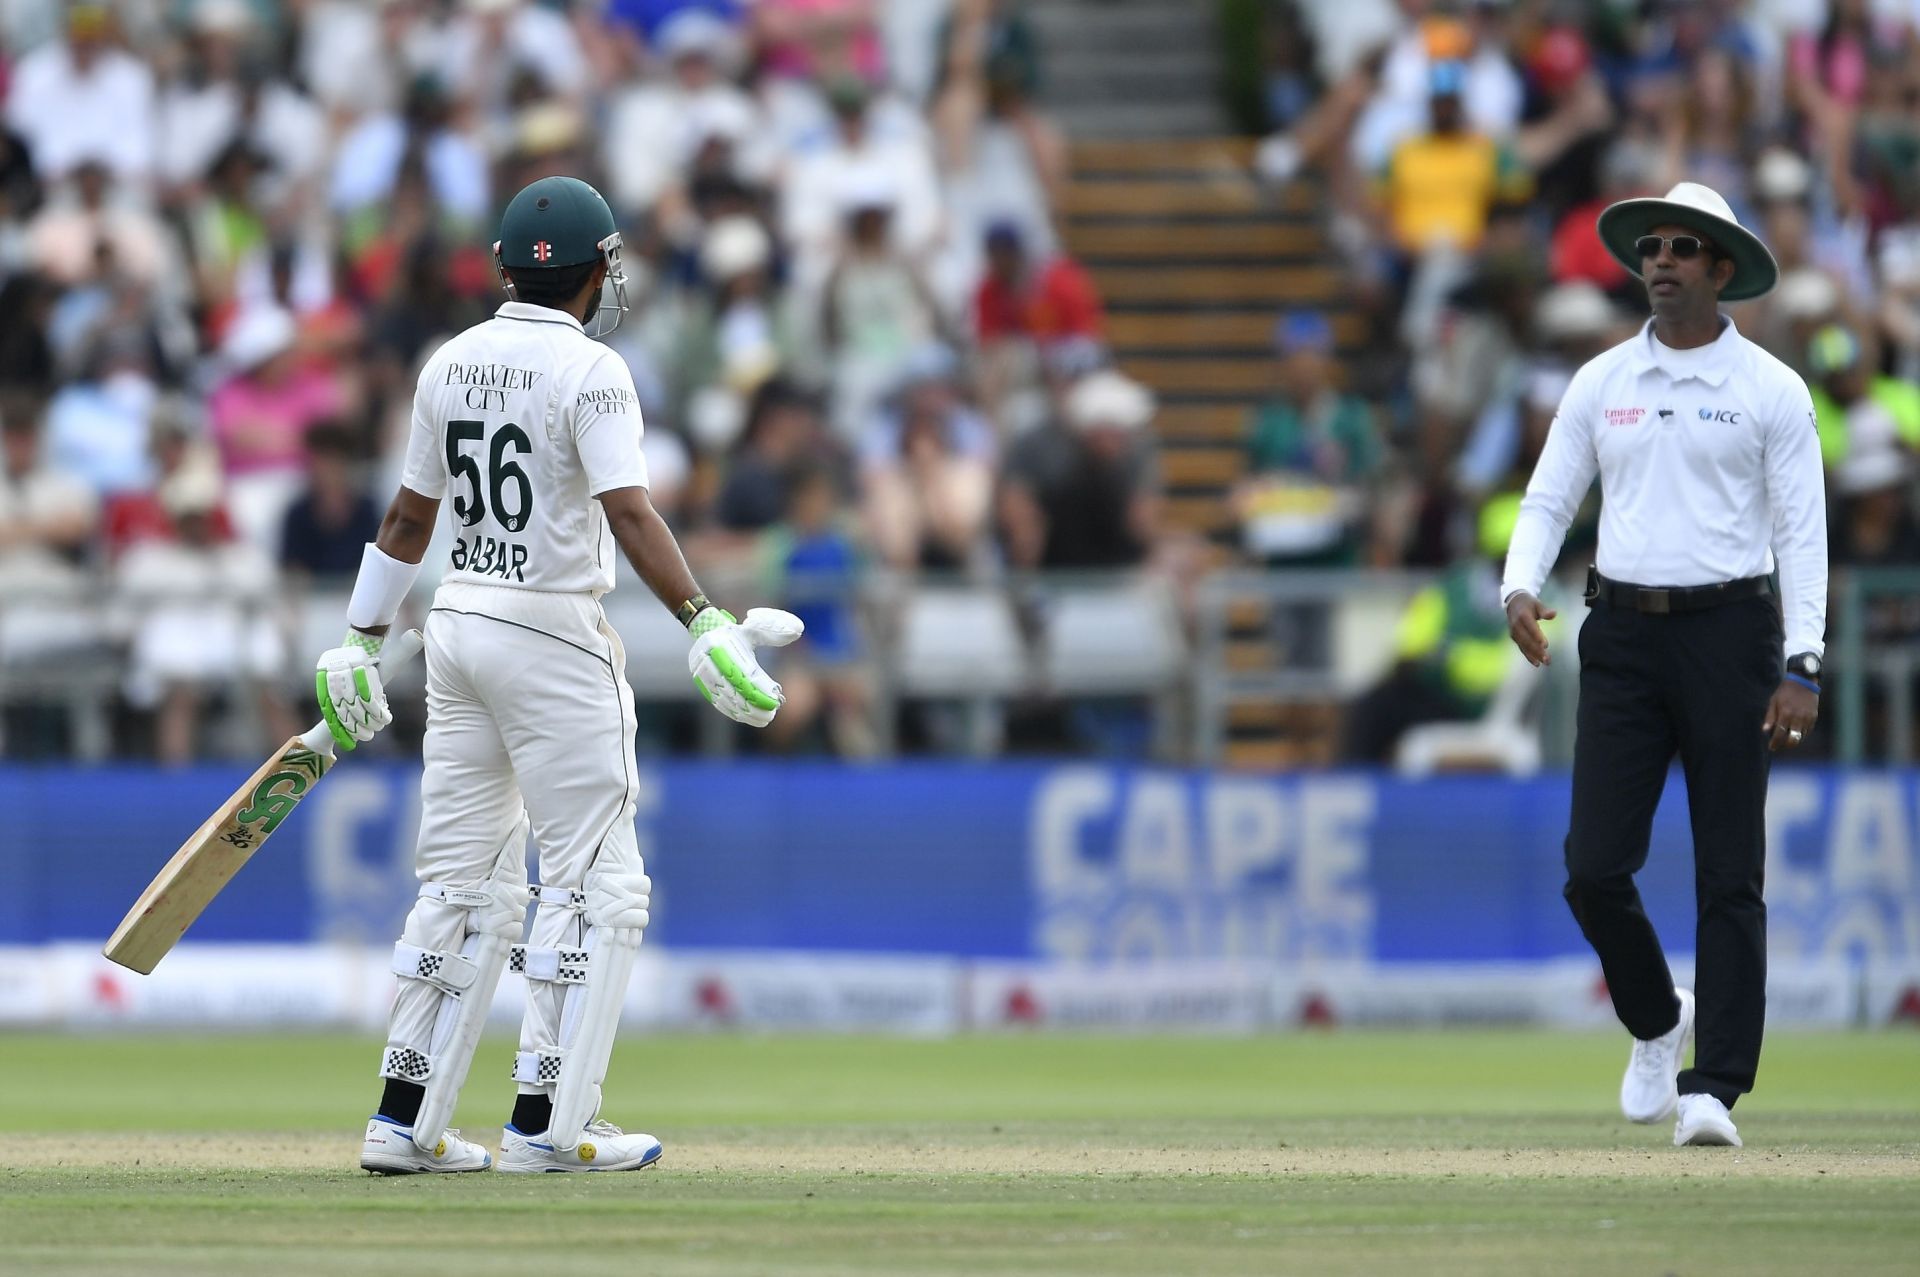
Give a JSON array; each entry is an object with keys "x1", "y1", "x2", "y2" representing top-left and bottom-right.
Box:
[{"x1": 446, "y1": 419, "x2": 535, "y2": 532}]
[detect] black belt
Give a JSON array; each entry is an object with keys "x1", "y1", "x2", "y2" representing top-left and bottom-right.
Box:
[{"x1": 1584, "y1": 568, "x2": 1772, "y2": 615}]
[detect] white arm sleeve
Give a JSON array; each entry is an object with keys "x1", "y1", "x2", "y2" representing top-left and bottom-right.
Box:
[
  {"x1": 574, "y1": 352, "x2": 650, "y2": 496},
  {"x1": 1763, "y1": 380, "x2": 1830, "y2": 659},
  {"x1": 1501, "y1": 367, "x2": 1600, "y2": 602}
]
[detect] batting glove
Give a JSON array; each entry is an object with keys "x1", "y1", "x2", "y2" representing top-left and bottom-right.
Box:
[
  {"x1": 688, "y1": 606, "x2": 803, "y2": 727},
  {"x1": 315, "y1": 630, "x2": 392, "y2": 751}
]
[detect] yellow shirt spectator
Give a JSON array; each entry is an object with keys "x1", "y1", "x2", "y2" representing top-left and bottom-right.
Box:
[{"x1": 1379, "y1": 131, "x2": 1531, "y2": 254}]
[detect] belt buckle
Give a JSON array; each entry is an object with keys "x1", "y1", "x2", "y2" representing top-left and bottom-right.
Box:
[{"x1": 1639, "y1": 588, "x2": 1670, "y2": 614}]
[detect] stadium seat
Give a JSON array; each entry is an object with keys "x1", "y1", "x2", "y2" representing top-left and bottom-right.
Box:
[
  {"x1": 1393, "y1": 652, "x2": 1543, "y2": 777},
  {"x1": 1039, "y1": 580, "x2": 1183, "y2": 696},
  {"x1": 893, "y1": 587, "x2": 1029, "y2": 698}
]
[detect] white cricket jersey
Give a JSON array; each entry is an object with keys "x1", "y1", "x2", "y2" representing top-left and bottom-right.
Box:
[
  {"x1": 1501, "y1": 315, "x2": 1829, "y2": 658},
  {"x1": 402, "y1": 301, "x2": 648, "y2": 595}
]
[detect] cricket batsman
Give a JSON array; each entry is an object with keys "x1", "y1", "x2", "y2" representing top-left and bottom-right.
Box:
[{"x1": 317, "y1": 177, "x2": 801, "y2": 1174}]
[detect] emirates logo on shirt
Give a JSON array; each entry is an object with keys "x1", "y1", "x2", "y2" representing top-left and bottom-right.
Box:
[
  {"x1": 1604, "y1": 407, "x2": 1646, "y2": 426},
  {"x1": 532, "y1": 241, "x2": 552, "y2": 262}
]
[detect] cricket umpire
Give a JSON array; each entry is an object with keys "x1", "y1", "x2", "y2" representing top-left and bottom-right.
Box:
[{"x1": 1501, "y1": 182, "x2": 1828, "y2": 1148}]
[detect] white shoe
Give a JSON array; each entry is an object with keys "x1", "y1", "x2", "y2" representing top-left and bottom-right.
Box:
[
  {"x1": 1620, "y1": 988, "x2": 1694, "y2": 1124},
  {"x1": 495, "y1": 1119, "x2": 663, "y2": 1173},
  {"x1": 360, "y1": 1116, "x2": 492, "y2": 1174},
  {"x1": 1674, "y1": 1093, "x2": 1743, "y2": 1147}
]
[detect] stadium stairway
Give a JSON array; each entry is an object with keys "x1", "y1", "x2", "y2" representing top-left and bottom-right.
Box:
[{"x1": 1040, "y1": 6, "x2": 1362, "y2": 767}]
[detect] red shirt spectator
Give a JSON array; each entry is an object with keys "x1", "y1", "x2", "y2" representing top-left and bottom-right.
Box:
[{"x1": 974, "y1": 221, "x2": 1102, "y2": 344}]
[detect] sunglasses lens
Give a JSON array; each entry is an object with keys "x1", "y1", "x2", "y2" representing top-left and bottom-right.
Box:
[
  {"x1": 1635, "y1": 236, "x2": 1662, "y2": 259},
  {"x1": 1671, "y1": 237, "x2": 1702, "y2": 259}
]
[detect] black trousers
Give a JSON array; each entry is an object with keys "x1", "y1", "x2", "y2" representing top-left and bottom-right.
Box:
[{"x1": 1565, "y1": 593, "x2": 1782, "y2": 1109}]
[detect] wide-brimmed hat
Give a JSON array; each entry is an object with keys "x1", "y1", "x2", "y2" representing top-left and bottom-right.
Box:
[{"x1": 1596, "y1": 181, "x2": 1778, "y2": 302}]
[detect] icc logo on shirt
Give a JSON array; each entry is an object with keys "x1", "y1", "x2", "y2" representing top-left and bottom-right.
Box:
[{"x1": 1699, "y1": 407, "x2": 1742, "y2": 424}]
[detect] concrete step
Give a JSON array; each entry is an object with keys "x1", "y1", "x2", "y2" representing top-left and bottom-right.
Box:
[
  {"x1": 1106, "y1": 309, "x2": 1364, "y2": 354},
  {"x1": 1067, "y1": 221, "x2": 1322, "y2": 263},
  {"x1": 1092, "y1": 264, "x2": 1346, "y2": 305},
  {"x1": 1069, "y1": 137, "x2": 1255, "y2": 175},
  {"x1": 1028, "y1": 0, "x2": 1214, "y2": 48},
  {"x1": 1159, "y1": 447, "x2": 1248, "y2": 488},
  {"x1": 1121, "y1": 355, "x2": 1274, "y2": 395},
  {"x1": 1053, "y1": 99, "x2": 1232, "y2": 138}
]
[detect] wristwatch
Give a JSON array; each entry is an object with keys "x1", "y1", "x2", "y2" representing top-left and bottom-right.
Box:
[
  {"x1": 1787, "y1": 652, "x2": 1822, "y2": 685},
  {"x1": 675, "y1": 593, "x2": 714, "y2": 629}
]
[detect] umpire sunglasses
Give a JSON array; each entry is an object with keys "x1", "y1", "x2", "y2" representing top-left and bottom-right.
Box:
[{"x1": 1635, "y1": 234, "x2": 1714, "y2": 261}]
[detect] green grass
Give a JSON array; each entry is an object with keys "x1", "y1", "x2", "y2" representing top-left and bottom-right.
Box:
[{"x1": 2, "y1": 1031, "x2": 1917, "y2": 1275}]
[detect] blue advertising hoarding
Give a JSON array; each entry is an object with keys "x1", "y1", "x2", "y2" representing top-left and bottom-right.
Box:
[{"x1": 2, "y1": 763, "x2": 1915, "y2": 965}]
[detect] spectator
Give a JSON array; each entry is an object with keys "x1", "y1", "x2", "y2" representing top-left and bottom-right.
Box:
[
  {"x1": 972, "y1": 219, "x2": 1102, "y2": 433},
  {"x1": 973, "y1": 219, "x2": 1102, "y2": 350},
  {"x1": 329, "y1": 76, "x2": 490, "y2": 232},
  {"x1": 1000, "y1": 368, "x2": 1160, "y2": 571},
  {"x1": 1456, "y1": 282, "x2": 1620, "y2": 498},
  {"x1": 784, "y1": 76, "x2": 943, "y2": 297},
  {"x1": 932, "y1": 0, "x2": 1066, "y2": 303},
  {"x1": 1233, "y1": 311, "x2": 1381, "y2": 567},
  {"x1": 1806, "y1": 325, "x2": 1920, "y2": 469},
  {"x1": 431, "y1": 0, "x2": 590, "y2": 118},
  {"x1": 1342, "y1": 493, "x2": 1531, "y2": 764},
  {"x1": 755, "y1": 458, "x2": 876, "y2": 755},
  {"x1": 1351, "y1": 8, "x2": 1522, "y2": 175},
  {"x1": 1375, "y1": 60, "x2": 1531, "y2": 263},
  {"x1": 1829, "y1": 432, "x2": 1920, "y2": 572},
  {"x1": 43, "y1": 331, "x2": 158, "y2": 498},
  {"x1": 5, "y1": 3, "x2": 154, "y2": 185},
  {"x1": 1551, "y1": 139, "x2": 1659, "y2": 296},
  {"x1": 715, "y1": 379, "x2": 837, "y2": 534},
  {"x1": 820, "y1": 172, "x2": 947, "y2": 438},
  {"x1": 602, "y1": 10, "x2": 766, "y2": 222},
  {"x1": 101, "y1": 400, "x2": 232, "y2": 559},
  {"x1": 671, "y1": 216, "x2": 794, "y2": 441},
  {"x1": 0, "y1": 274, "x2": 58, "y2": 395},
  {"x1": 756, "y1": 0, "x2": 885, "y2": 85},
  {"x1": 25, "y1": 159, "x2": 174, "y2": 290},
  {"x1": 208, "y1": 305, "x2": 347, "y2": 555},
  {"x1": 117, "y1": 462, "x2": 288, "y2": 764},
  {"x1": 861, "y1": 345, "x2": 995, "y2": 571},
  {"x1": 0, "y1": 409, "x2": 98, "y2": 591},
  {"x1": 1654, "y1": 46, "x2": 1762, "y2": 222},
  {"x1": 278, "y1": 423, "x2": 382, "y2": 581}
]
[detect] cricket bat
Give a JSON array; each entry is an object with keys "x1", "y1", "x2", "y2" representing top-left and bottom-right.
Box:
[{"x1": 102, "y1": 629, "x2": 426, "y2": 974}]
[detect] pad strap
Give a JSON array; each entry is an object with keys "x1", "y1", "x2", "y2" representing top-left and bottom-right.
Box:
[
  {"x1": 392, "y1": 941, "x2": 479, "y2": 995},
  {"x1": 513, "y1": 1050, "x2": 564, "y2": 1085},
  {"x1": 529, "y1": 883, "x2": 588, "y2": 911},
  {"x1": 420, "y1": 881, "x2": 497, "y2": 909},
  {"x1": 382, "y1": 1045, "x2": 433, "y2": 1082},
  {"x1": 511, "y1": 944, "x2": 591, "y2": 984}
]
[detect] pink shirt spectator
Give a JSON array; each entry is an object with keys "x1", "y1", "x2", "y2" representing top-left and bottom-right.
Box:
[
  {"x1": 758, "y1": 0, "x2": 882, "y2": 81},
  {"x1": 208, "y1": 367, "x2": 344, "y2": 476},
  {"x1": 1789, "y1": 32, "x2": 1868, "y2": 108}
]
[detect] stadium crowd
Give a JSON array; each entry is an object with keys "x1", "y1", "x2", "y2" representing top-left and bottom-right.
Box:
[
  {"x1": 1248, "y1": 0, "x2": 1920, "y2": 761},
  {"x1": 0, "y1": 0, "x2": 1913, "y2": 763}
]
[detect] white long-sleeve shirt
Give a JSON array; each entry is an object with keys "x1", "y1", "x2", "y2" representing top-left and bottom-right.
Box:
[{"x1": 1502, "y1": 316, "x2": 1828, "y2": 659}]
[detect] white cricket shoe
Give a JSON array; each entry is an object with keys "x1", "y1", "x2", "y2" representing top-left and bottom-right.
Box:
[
  {"x1": 496, "y1": 1119, "x2": 663, "y2": 1173},
  {"x1": 1674, "y1": 1094, "x2": 1742, "y2": 1147},
  {"x1": 360, "y1": 1116, "x2": 492, "y2": 1174},
  {"x1": 1620, "y1": 988, "x2": 1695, "y2": 1124}
]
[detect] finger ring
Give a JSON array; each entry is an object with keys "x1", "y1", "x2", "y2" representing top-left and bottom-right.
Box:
[{"x1": 1788, "y1": 729, "x2": 1803, "y2": 742}]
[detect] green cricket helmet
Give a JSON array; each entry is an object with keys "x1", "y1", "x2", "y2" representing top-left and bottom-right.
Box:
[{"x1": 492, "y1": 175, "x2": 629, "y2": 336}]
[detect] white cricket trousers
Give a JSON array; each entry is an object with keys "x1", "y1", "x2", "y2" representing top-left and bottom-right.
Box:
[{"x1": 401, "y1": 579, "x2": 643, "y2": 1094}]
